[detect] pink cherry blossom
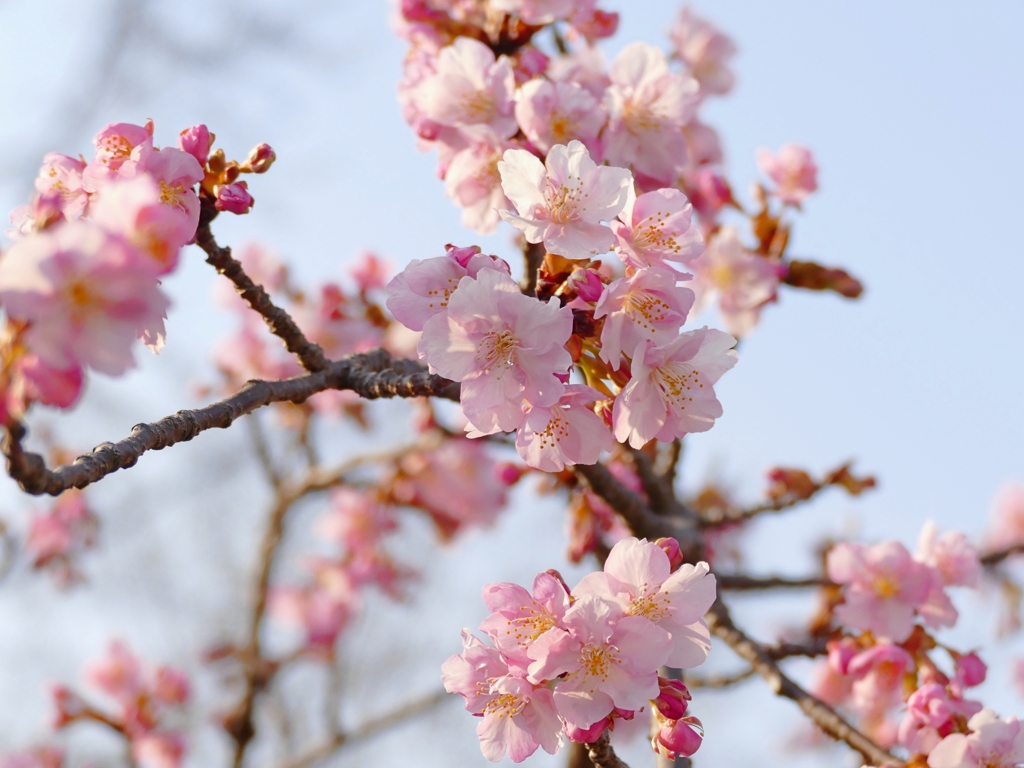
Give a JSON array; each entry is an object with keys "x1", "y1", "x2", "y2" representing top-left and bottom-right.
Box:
[
  {"x1": 611, "y1": 187, "x2": 704, "y2": 270},
  {"x1": 177, "y1": 124, "x2": 211, "y2": 165},
  {"x1": 498, "y1": 140, "x2": 633, "y2": 259},
  {"x1": 756, "y1": 143, "x2": 819, "y2": 205},
  {"x1": 89, "y1": 177, "x2": 192, "y2": 273},
  {"x1": 25, "y1": 491, "x2": 97, "y2": 585},
  {"x1": 83, "y1": 121, "x2": 154, "y2": 189},
  {"x1": 670, "y1": 6, "x2": 737, "y2": 96},
  {"x1": 34, "y1": 153, "x2": 89, "y2": 219},
  {"x1": 847, "y1": 643, "x2": 914, "y2": 713},
  {"x1": 294, "y1": 284, "x2": 384, "y2": 359},
  {"x1": 132, "y1": 732, "x2": 186, "y2": 768},
  {"x1": 690, "y1": 227, "x2": 779, "y2": 337},
  {"x1": 917, "y1": 521, "x2": 981, "y2": 588},
  {"x1": 0, "y1": 747, "x2": 64, "y2": 768},
  {"x1": 595, "y1": 267, "x2": 695, "y2": 370},
  {"x1": 350, "y1": 251, "x2": 391, "y2": 293},
  {"x1": 479, "y1": 571, "x2": 572, "y2": 668},
  {"x1": 928, "y1": 710, "x2": 1024, "y2": 768},
  {"x1": 442, "y1": 631, "x2": 562, "y2": 763},
  {"x1": 85, "y1": 640, "x2": 143, "y2": 703},
  {"x1": 547, "y1": 47, "x2": 610, "y2": 99},
  {"x1": 269, "y1": 584, "x2": 354, "y2": 654},
  {"x1": 566, "y1": 266, "x2": 604, "y2": 302},
  {"x1": 612, "y1": 328, "x2": 737, "y2": 449},
  {"x1": 514, "y1": 79, "x2": 607, "y2": 156},
  {"x1": 603, "y1": 43, "x2": 700, "y2": 184},
  {"x1": 151, "y1": 667, "x2": 190, "y2": 707},
  {"x1": 7, "y1": 353, "x2": 84, "y2": 413},
  {"x1": 7, "y1": 193, "x2": 67, "y2": 240},
  {"x1": 315, "y1": 488, "x2": 397, "y2": 551},
  {"x1": 443, "y1": 127, "x2": 515, "y2": 233},
  {"x1": 827, "y1": 541, "x2": 934, "y2": 641},
  {"x1": 899, "y1": 683, "x2": 982, "y2": 755},
  {"x1": 386, "y1": 248, "x2": 509, "y2": 332},
  {"x1": 526, "y1": 595, "x2": 671, "y2": 728},
  {"x1": 573, "y1": 537, "x2": 717, "y2": 668},
  {"x1": 490, "y1": 0, "x2": 575, "y2": 24},
  {"x1": 514, "y1": 384, "x2": 613, "y2": 471},
  {"x1": 0, "y1": 221, "x2": 170, "y2": 375},
  {"x1": 984, "y1": 482, "x2": 1024, "y2": 551},
  {"x1": 142, "y1": 146, "x2": 204, "y2": 237},
  {"x1": 215, "y1": 181, "x2": 254, "y2": 215},
  {"x1": 955, "y1": 653, "x2": 988, "y2": 688},
  {"x1": 418, "y1": 269, "x2": 572, "y2": 435},
  {"x1": 416, "y1": 37, "x2": 517, "y2": 138},
  {"x1": 393, "y1": 438, "x2": 508, "y2": 538}
]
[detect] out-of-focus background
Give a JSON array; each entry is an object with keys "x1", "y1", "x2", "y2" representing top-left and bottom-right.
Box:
[{"x1": 1, "y1": 0, "x2": 1023, "y2": 765}]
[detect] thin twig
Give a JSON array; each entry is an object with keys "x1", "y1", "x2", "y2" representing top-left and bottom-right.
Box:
[
  {"x1": 716, "y1": 575, "x2": 833, "y2": 591},
  {"x1": 696, "y1": 489, "x2": 828, "y2": 528},
  {"x1": 282, "y1": 690, "x2": 450, "y2": 768},
  {"x1": 3, "y1": 351, "x2": 459, "y2": 496},
  {"x1": 981, "y1": 544, "x2": 1024, "y2": 567},
  {"x1": 195, "y1": 207, "x2": 328, "y2": 373},
  {"x1": 705, "y1": 598, "x2": 900, "y2": 767},
  {"x1": 685, "y1": 667, "x2": 756, "y2": 689},
  {"x1": 247, "y1": 412, "x2": 282, "y2": 489}
]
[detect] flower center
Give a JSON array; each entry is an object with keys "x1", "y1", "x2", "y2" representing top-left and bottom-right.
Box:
[
  {"x1": 625, "y1": 291, "x2": 673, "y2": 333},
  {"x1": 505, "y1": 607, "x2": 557, "y2": 644},
  {"x1": 545, "y1": 178, "x2": 583, "y2": 224},
  {"x1": 629, "y1": 587, "x2": 671, "y2": 621},
  {"x1": 580, "y1": 644, "x2": 614, "y2": 680},
  {"x1": 463, "y1": 91, "x2": 497, "y2": 123},
  {"x1": 483, "y1": 691, "x2": 526, "y2": 719},
  {"x1": 872, "y1": 575, "x2": 900, "y2": 599},
  {"x1": 535, "y1": 409, "x2": 569, "y2": 450},
  {"x1": 160, "y1": 181, "x2": 188, "y2": 212},
  {"x1": 477, "y1": 329, "x2": 518, "y2": 373},
  {"x1": 635, "y1": 211, "x2": 685, "y2": 255},
  {"x1": 652, "y1": 361, "x2": 703, "y2": 409},
  {"x1": 99, "y1": 135, "x2": 134, "y2": 164}
]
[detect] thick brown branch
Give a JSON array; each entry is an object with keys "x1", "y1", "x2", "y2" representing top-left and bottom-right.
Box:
[
  {"x1": 3, "y1": 351, "x2": 458, "y2": 496},
  {"x1": 705, "y1": 598, "x2": 900, "y2": 767},
  {"x1": 717, "y1": 575, "x2": 833, "y2": 591},
  {"x1": 520, "y1": 241, "x2": 546, "y2": 297},
  {"x1": 585, "y1": 730, "x2": 629, "y2": 768},
  {"x1": 628, "y1": 447, "x2": 691, "y2": 519},
  {"x1": 195, "y1": 209, "x2": 328, "y2": 373},
  {"x1": 574, "y1": 463, "x2": 702, "y2": 560},
  {"x1": 981, "y1": 544, "x2": 1024, "y2": 567}
]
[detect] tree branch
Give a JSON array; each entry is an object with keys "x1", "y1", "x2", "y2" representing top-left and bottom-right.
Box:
[
  {"x1": 3, "y1": 350, "x2": 459, "y2": 496},
  {"x1": 981, "y1": 544, "x2": 1024, "y2": 567},
  {"x1": 195, "y1": 208, "x2": 328, "y2": 373},
  {"x1": 705, "y1": 598, "x2": 900, "y2": 767},
  {"x1": 716, "y1": 575, "x2": 832, "y2": 591},
  {"x1": 585, "y1": 730, "x2": 629, "y2": 768},
  {"x1": 520, "y1": 241, "x2": 545, "y2": 297}
]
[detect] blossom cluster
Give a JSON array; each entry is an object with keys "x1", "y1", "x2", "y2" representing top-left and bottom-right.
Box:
[
  {"x1": 50, "y1": 641, "x2": 191, "y2": 768},
  {"x1": 810, "y1": 522, "x2": 1019, "y2": 766},
  {"x1": 0, "y1": 120, "x2": 273, "y2": 422},
  {"x1": 23, "y1": 490, "x2": 98, "y2": 587},
  {"x1": 442, "y1": 537, "x2": 716, "y2": 762}
]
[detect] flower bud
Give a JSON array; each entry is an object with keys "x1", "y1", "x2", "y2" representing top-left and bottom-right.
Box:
[
  {"x1": 495, "y1": 462, "x2": 525, "y2": 487},
  {"x1": 445, "y1": 243, "x2": 482, "y2": 268},
  {"x1": 178, "y1": 124, "x2": 212, "y2": 165},
  {"x1": 567, "y1": 266, "x2": 604, "y2": 303},
  {"x1": 655, "y1": 716, "x2": 703, "y2": 759},
  {"x1": 654, "y1": 677, "x2": 690, "y2": 720},
  {"x1": 245, "y1": 143, "x2": 276, "y2": 174},
  {"x1": 215, "y1": 181, "x2": 254, "y2": 215},
  {"x1": 954, "y1": 652, "x2": 987, "y2": 687},
  {"x1": 655, "y1": 537, "x2": 684, "y2": 570},
  {"x1": 565, "y1": 717, "x2": 609, "y2": 743}
]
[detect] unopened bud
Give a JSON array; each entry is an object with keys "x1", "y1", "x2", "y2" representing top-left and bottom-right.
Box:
[
  {"x1": 178, "y1": 124, "x2": 212, "y2": 165},
  {"x1": 244, "y1": 143, "x2": 276, "y2": 174},
  {"x1": 566, "y1": 266, "x2": 604, "y2": 302},
  {"x1": 954, "y1": 652, "x2": 987, "y2": 688},
  {"x1": 495, "y1": 462, "x2": 526, "y2": 487},
  {"x1": 655, "y1": 537, "x2": 684, "y2": 569},
  {"x1": 215, "y1": 181, "x2": 254, "y2": 215},
  {"x1": 655, "y1": 716, "x2": 703, "y2": 759},
  {"x1": 654, "y1": 677, "x2": 690, "y2": 720}
]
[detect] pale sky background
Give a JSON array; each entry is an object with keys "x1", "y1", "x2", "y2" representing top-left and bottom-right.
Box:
[{"x1": 0, "y1": 1, "x2": 1023, "y2": 766}]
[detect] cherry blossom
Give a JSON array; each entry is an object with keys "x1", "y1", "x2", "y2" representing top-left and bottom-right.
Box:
[
  {"x1": 498, "y1": 140, "x2": 633, "y2": 259},
  {"x1": 490, "y1": 0, "x2": 575, "y2": 25},
  {"x1": 827, "y1": 541, "x2": 933, "y2": 642},
  {"x1": 0, "y1": 747, "x2": 63, "y2": 768},
  {"x1": 34, "y1": 153, "x2": 89, "y2": 220},
  {"x1": 514, "y1": 384, "x2": 613, "y2": 471},
  {"x1": 0, "y1": 221, "x2": 170, "y2": 375},
  {"x1": 603, "y1": 43, "x2": 700, "y2": 185},
  {"x1": 756, "y1": 143, "x2": 819, "y2": 205},
  {"x1": 573, "y1": 537, "x2": 717, "y2": 668},
  {"x1": 670, "y1": 6, "x2": 737, "y2": 96},
  {"x1": 132, "y1": 732, "x2": 186, "y2": 768},
  {"x1": 443, "y1": 127, "x2": 515, "y2": 233},
  {"x1": 612, "y1": 328, "x2": 737, "y2": 448},
  {"x1": 315, "y1": 488, "x2": 397, "y2": 552},
  {"x1": 612, "y1": 187, "x2": 705, "y2": 270},
  {"x1": 985, "y1": 482, "x2": 1024, "y2": 551},
  {"x1": 594, "y1": 267, "x2": 695, "y2": 370},
  {"x1": 416, "y1": 37, "x2": 517, "y2": 138},
  {"x1": 917, "y1": 521, "x2": 981, "y2": 588},
  {"x1": 177, "y1": 124, "x2": 211, "y2": 165},
  {"x1": 514, "y1": 79, "x2": 607, "y2": 156},
  {"x1": 82, "y1": 121, "x2": 154, "y2": 189},
  {"x1": 479, "y1": 570, "x2": 572, "y2": 668},
  {"x1": 418, "y1": 269, "x2": 572, "y2": 435},
  {"x1": 928, "y1": 710, "x2": 1024, "y2": 768},
  {"x1": 690, "y1": 227, "x2": 779, "y2": 337}
]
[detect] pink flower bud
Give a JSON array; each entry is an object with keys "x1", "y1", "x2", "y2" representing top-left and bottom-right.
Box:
[
  {"x1": 495, "y1": 462, "x2": 525, "y2": 486},
  {"x1": 544, "y1": 568, "x2": 573, "y2": 596},
  {"x1": 245, "y1": 143, "x2": 276, "y2": 174},
  {"x1": 152, "y1": 666, "x2": 191, "y2": 706},
  {"x1": 51, "y1": 684, "x2": 85, "y2": 729},
  {"x1": 565, "y1": 717, "x2": 610, "y2": 743},
  {"x1": 655, "y1": 677, "x2": 691, "y2": 720},
  {"x1": 445, "y1": 243, "x2": 482, "y2": 268},
  {"x1": 655, "y1": 537, "x2": 684, "y2": 570},
  {"x1": 954, "y1": 652, "x2": 987, "y2": 687},
  {"x1": 655, "y1": 716, "x2": 703, "y2": 758},
  {"x1": 178, "y1": 125, "x2": 211, "y2": 165},
  {"x1": 827, "y1": 637, "x2": 859, "y2": 676},
  {"x1": 567, "y1": 267, "x2": 604, "y2": 302},
  {"x1": 215, "y1": 181, "x2": 254, "y2": 215},
  {"x1": 515, "y1": 47, "x2": 550, "y2": 82}
]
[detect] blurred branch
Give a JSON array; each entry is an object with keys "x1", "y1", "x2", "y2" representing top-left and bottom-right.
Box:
[
  {"x1": 628, "y1": 447, "x2": 691, "y2": 519},
  {"x1": 281, "y1": 690, "x2": 449, "y2": 768},
  {"x1": 3, "y1": 352, "x2": 459, "y2": 496},
  {"x1": 247, "y1": 412, "x2": 283, "y2": 489},
  {"x1": 981, "y1": 544, "x2": 1024, "y2": 567},
  {"x1": 685, "y1": 667, "x2": 755, "y2": 689},
  {"x1": 705, "y1": 598, "x2": 899, "y2": 767},
  {"x1": 716, "y1": 575, "x2": 832, "y2": 591}
]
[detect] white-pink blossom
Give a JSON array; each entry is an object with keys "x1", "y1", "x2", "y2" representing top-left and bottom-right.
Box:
[
  {"x1": 916, "y1": 521, "x2": 981, "y2": 588},
  {"x1": 594, "y1": 267, "x2": 695, "y2": 370},
  {"x1": 670, "y1": 6, "x2": 737, "y2": 96},
  {"x1": 574, "y1": 538, "x2": 717, "y2": 668},
  {"x1": 603, "y1": 43, "x2": 700, "y2": 185},
  {"x1": 443, "y1": 127, "x2": 515, "y2": 233},
  {"x1": 612, "y1": 328, "x2": 737, "y2": 448},
  {"x1": 34, "y1": 153, "x2": 89, "y2": 220},
  {"x1": 611, "y1": 187, "x2": 704, "y2": 270},
  {"x1": 416, "y1": 37, "x2": 517, "y2": 138},
  {"x1": 514, "y1": 79, "x2": 607, "y2": 156},
  {"x1": 756, "y1": 143, "x2": 819, "y2": 205},
  {"x1": 498, "y1": 140, "x2": 632, "y2": 259},
  {"x1": 514, "y1": 384, "x2": 613, "y2": 471},
  {"x1": 928, "y1": 710, "x2": 1024, "y2": 768},
  {"x1": 479, "y1": 571, "x2": 572, "y2": 668},
  {"x1": 418, "y1": 269, "x2": 572, "y2": 435}
]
